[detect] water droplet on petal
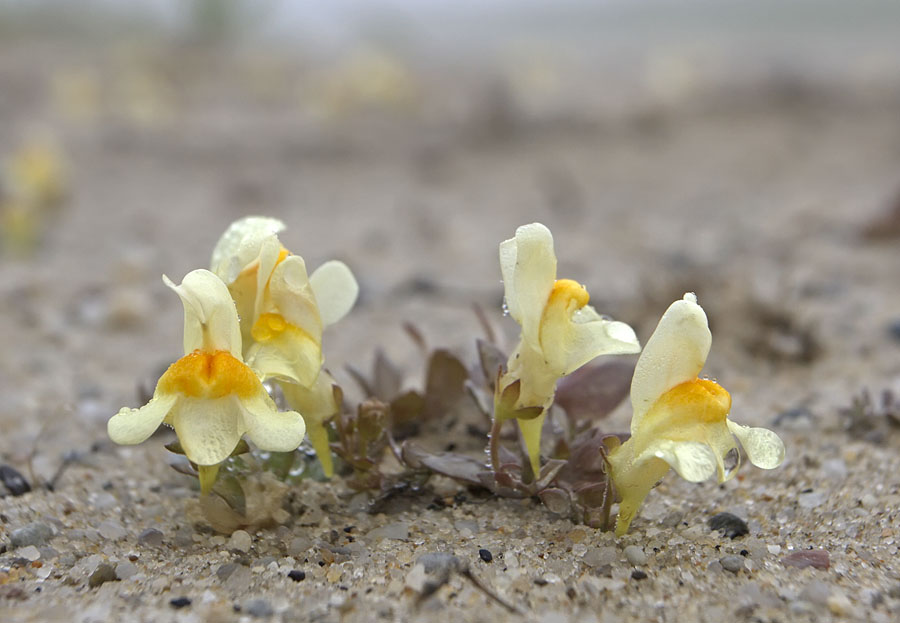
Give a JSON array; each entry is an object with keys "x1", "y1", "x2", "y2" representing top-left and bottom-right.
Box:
[{"x1": 722, "y1": 447, "x2": 741, "y2": 479}]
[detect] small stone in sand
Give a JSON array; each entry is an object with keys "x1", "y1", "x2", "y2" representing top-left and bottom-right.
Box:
[
  {"x1": 115, "y1": 561, "x2": 137, "y2": 580},
  {"x1": 18, "y1": 545, "x2": 41, "y2": 561},
  {"x1": 366, "y1": 522, "x2": 409, "y2": 541},
  {"x1": 244, "y1": 598, "x2": 274, "y2": 618},
  {"x1": 138, "y1": 528, "x2": 164, "y2": 547},
  {"x1": 287, "y1": 569, "x2": 306, "y2": 582},
  {"x1": 98, "y1": 520, "x2": 127, "y2": 541},
  {"x1": 624, "y1": 545, "x2": 647, "y2": 566},
  {"x1": 719, "y1": 555, "x2": 744, "y2": 574},
  {"x1": 782, "y1": 549, "x2": 830, "y2": 570},
  {"x1": 479, "y1": 549, "x2": 493, "y2": 563},
  {"x1": 708, "y1": 512, "x2": 749, "y2": 539},
  {"x1": 89, "y1": 563, "x2": 119, "y2": 588},
  {"x1": 228, "y1": 530, "x2": 252, "y2": 552},
  {"x1": 170, "y1": 597, "x2": 191, "y2": 609},
  {"x1": 630, "y1": 570, "x2": 647, "y2": 580},
  {"x1": 0, "y1": 465, "x2": 31, "y2": 496},
  {"x1": 10, "y1": 522, "x2": 54, "y2": 548}
]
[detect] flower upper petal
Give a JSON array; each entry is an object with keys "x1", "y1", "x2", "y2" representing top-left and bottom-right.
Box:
[
  {"x1": 269, "y1": 255, "x2": 322, "y2": 339},
  {"x1": 163, "y1": 269, "x2": 242, "y2": 358},
  {"x1": 107, "y1": 393, "x2": 177, "y2": 445},
  {"x1": 645, "y1": 438, "x2": 718, "y2": 483},
  {"x1": 727, "y1": 420, "x2": 785, "y2": 469},
  {"x1": 309, "y1": 260, "x2": 359, "y2": 327},
  {"x1": 246, "y1": 327, "x2": 322, "y2": 386},
  {"x1": 548, "y1": 304, "x2": 640, "y2": 376},
  {"x1": 500, "y1": 223, "x2": 556, "y2": 347},
  {"x1": 630, "y1": 293, "x2": 711, "y2": 433},
  {"x1": 170, "y1": 396, "x2": 245, "y2": 465},
  {"x1": 211, "y1": 216, "x2": 286, "y2": 283},
  {"x1": 240, "y1": 390, "x2": 307, "y2": 453}
]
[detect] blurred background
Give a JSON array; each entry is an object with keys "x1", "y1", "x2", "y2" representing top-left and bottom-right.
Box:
[{"x1": 2, "y1": 0, "x2": 900, "y2": 464}]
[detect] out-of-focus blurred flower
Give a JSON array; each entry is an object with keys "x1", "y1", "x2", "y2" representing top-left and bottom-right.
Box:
[{"x1": 313, "y1": 49, "x2": 418, "y2": 118}]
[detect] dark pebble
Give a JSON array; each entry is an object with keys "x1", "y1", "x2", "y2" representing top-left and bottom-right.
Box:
[
  {"x1": 169, "y1": 597, "x2": 191, "y2": 609},
  {"x1": 631, "y1": 570, "x2": 648, "y2": 580},
  {"x1": 888, "y1": 320, "x2": 900, "y2": 341},
  {"x1": 708, "y1": 512, "x2": 749, "y2": 539},
  {"x1": 0, "y1": 465, "x2": 31, "y2": 497},
  {"x1": 138, "y1": 528, "x2": 164, "y2": 547},
  {"x1": 287, "y1": 569, "x2": 306, "y2": 582},
  {"x1": 89, "y1": 563, "x2": 119, "y2": 588},
  {"x1": 478, "y1": 548, "x2": 493, "y2": 563}
]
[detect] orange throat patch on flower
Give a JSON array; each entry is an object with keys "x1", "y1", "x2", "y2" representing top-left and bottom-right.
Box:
[{"x1": 157, "y1": 350, "x2": 259, "y2": 399}]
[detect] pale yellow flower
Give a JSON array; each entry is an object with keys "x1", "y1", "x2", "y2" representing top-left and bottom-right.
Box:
[
  {"x1": 107, "y1": 269, "x2": 306, "y2": 493},
  {"x1": 606, "y1": 293, "x2": 785, "y2": 535},
  {"x1": 3, "y1": 136, "x2": 66, "y2": 209},
  {"x1": 210, "y1": 216, "x2": 359, "y2": 387},
  {"x1": 496, "y1": 223, "x2": 641, "y2": 476}
]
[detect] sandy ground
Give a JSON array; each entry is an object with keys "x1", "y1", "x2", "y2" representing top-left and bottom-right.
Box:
[{"x1": 2, "y1": 29, "x2": 900, "y2": 623}]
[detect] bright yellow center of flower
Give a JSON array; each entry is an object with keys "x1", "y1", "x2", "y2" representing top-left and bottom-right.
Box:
[
  {"x1": 657, "y1": 378, "x2": 731, "y2": 423},
  {"x1": 157, "y1": 350, "x2": 259, "y2": 399},
  {"x1": 634, "y1": 378, "x2": 732, "y2": 453},
  {"x1": 546, "y1": 278, "x2": 589, "y2": 310},
  {"x1": 250, "y1": 312, "x2": 290, "y2": 341}
]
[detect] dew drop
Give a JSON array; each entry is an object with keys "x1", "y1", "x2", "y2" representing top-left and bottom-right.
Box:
[{"x1": 722, "y1": 447, "x2": 741, "y2": 479}]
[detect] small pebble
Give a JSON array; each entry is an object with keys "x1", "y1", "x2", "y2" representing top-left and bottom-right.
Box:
[
  {"x1": 88, "y1": 563, "x2": 119, "y2": 588},
  {"x1": 584, "y1": 546, "x2": 617, "y2": 568},
  {"x1": 115, "y1": 561, "x2": 137, "y2": 580},
  {"x1": 708, "y1": 512, "x2": 749, "y2": 539},
  {"x1": 797, "y1": 491, "x2": 826, "y2": 510},
  {"x1": 630, "y1": 570, "x2": 647, "y2": 580},
  {"x1": 478, "y1": 549, "x2": 493, "y2": 563},
  {"x1": 782, "y1": 549, "x2": 830, "y2": 570},
  {"x1": 98, "y1": 520, "x2": 127, "y2": 541},
  {"x1": 623, "y1": 545, "x2": 647, "y2": 566},
  {"x1": 366, "y1": 522, "x2": 409, "y2": 541},
  {"x1": 18, "y1": 546, "x2": 41, "y2": 562},
  {"x1": 0, "y1": 465, "x2": 31, "y2": 496},
  {"x1": 10, "y1": 522, "x2": 54, "y2": 548},
  {"x1": 170, "y1": 597, "x2": 192, "y2": 609},
  {"x1": 287, "y1": 569, "x2": 306, "y2": 582},
  {"x1": 244, "y1": 598, "x2": 274, "y2": 618},
  {"x1": 228, "y1": 530, "x2": 252, "y2": 552},
  {"x1": 720, "y1": 555, "x2": 744, "y2": 574},
  {"x1": 138, "y1": 528, "x2": 164, "y2": 547}
]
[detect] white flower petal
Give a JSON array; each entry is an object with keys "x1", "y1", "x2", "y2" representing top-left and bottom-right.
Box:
[
  {"x1": 727, "y1": 420, "x2": 785, "y2": 469},
  {"x1": 107, "y1": 394, "x2": 177, "y2": 445},
  {"x1": 500, "y1": 223, "x2": 556, "y2": 346},
  {"x1": 269, "y1": 255, "x2": 322, "y2": 338},
  {"x1": 170, "y1": 396, "x2": 245, "y2": 466},
  {"x1": 309, "y1": 260, "x2": 359, "y2": 327},
  {"x1": 246, "y1": 330, "x2": 322, "y2": 386},
  {"x1": 554, "y1": 306, "x2": 640, "y2": 375},
  {"x1": 647, "y1": 439, "x2": 718, "y2": 483},
  {"x1": 211, "y1": 216, "x2": 286, "y2": 283},
  {"x1": 253, "y1": 235, "x2": 285, "y2": 320},
  {"x1": 241, "y1": 391, "x2": 307, "y2": 453},
  {"x1": 163, "y1": 270, "x2": 242, "y2": 358},
  {"x1": 630, "y1": 292, "x2": 711, "y2": 431}
]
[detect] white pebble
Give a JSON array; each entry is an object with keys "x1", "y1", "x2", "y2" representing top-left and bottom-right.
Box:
[
  {"x1": 228, "y1": 530, "x2": 252, "y2": 552},
  {"x1": 624, "y1": 545, "x2": 648, "y2": 566},
  {"x1": 19, "y1": 545, "x2": 41, "y2": 561}
]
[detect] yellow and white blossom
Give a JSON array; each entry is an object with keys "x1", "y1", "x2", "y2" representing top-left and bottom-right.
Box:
[
  {"x1": 496, "y1": 223, "x2": 641, "y2": 477},
  {"x1": 606, "y1": 293, "x2": 785, "y2": 535},
  {"x1": 107, "y1": 269, "x2": 307, "y2": 493},
  {"x1": 211, "y1": 216, "x2": 359, "y2": 388}
]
